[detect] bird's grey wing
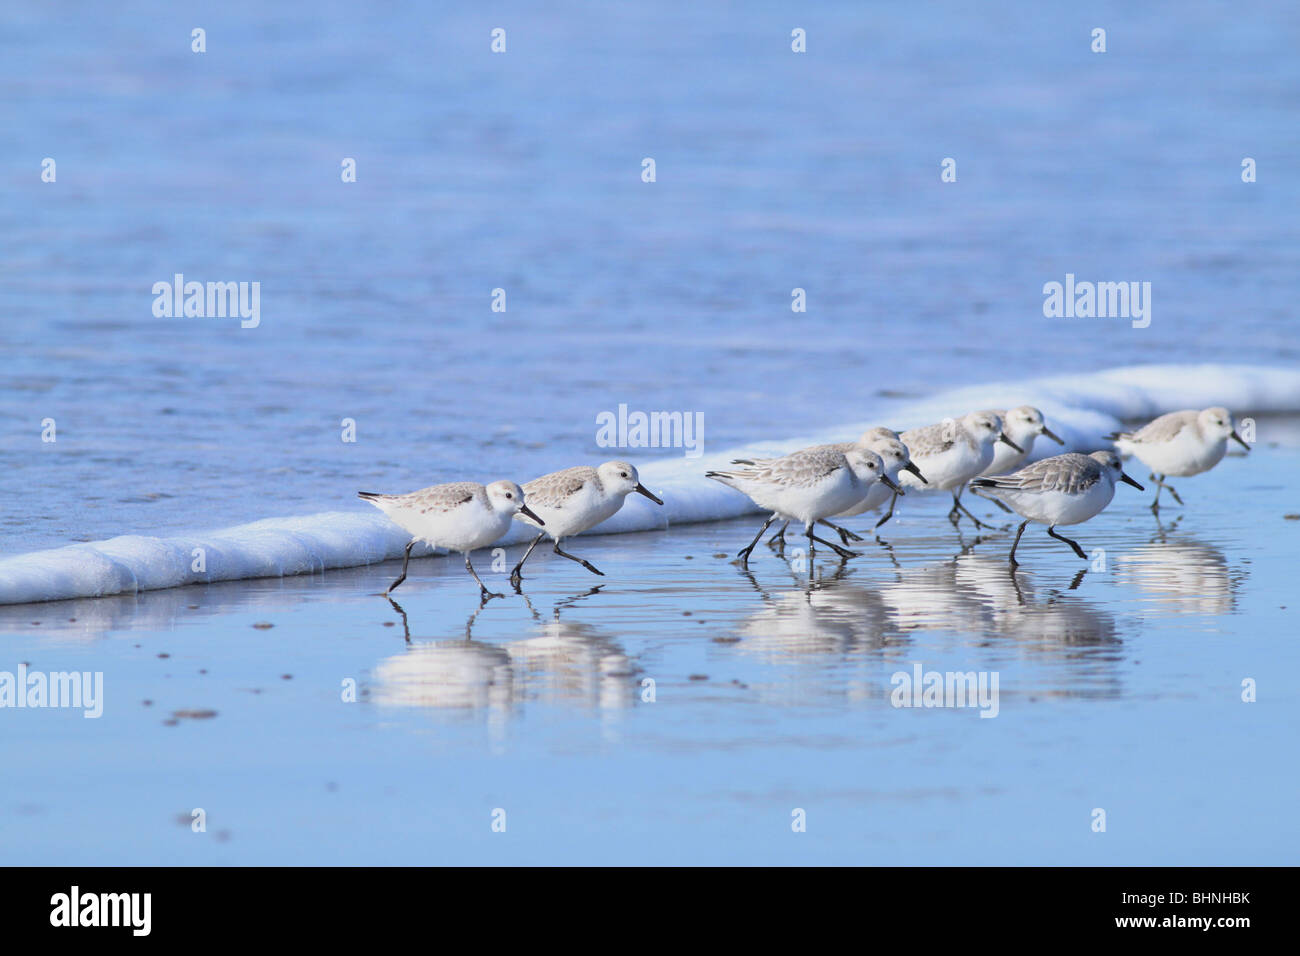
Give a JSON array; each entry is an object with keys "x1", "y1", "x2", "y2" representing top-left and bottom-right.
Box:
[
  {"x1": 760, "y1": 448, "x2": 846, "y2": 486},
  {"x1": 717, "y1": 447, "x2": 845, "y2": 487},
  {"x1": 979, "y1": 454, "x2": 1101, "y2": 494},
  {"x1": 405, "y1": 481, "x2": 480, "y2": 514},
  {"x1": 901, "y1": 422, "x2": 956, "y2": 456},
  {"x1": 523, "y1": 466, "x2": 593, "y2": 509},
  {"x1": 1124, "y1": 410, "x2": 1195, "y2": 444},
  {"x1": 733, "y1": 440, "x2": 848, "y2": 467}
]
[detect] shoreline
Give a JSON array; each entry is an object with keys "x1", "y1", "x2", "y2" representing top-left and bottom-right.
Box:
[{"x1": 3, "y1": 364, "x2": 1296, "y2": 608}]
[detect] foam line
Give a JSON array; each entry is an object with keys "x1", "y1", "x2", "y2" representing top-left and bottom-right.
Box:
[{"x1": 2, "y1": 363, "x2": 1295, "y2": 605}]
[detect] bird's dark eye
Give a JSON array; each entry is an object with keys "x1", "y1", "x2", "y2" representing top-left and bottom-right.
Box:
[
  {"x1": 621, "y1": 472, "x2": 628, "y2": 478},
  {"x1": 505, "y1": 493, "x2": 513, "y2": 499}
]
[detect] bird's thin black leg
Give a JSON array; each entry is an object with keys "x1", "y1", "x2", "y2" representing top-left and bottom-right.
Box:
[
  {"x1": 952, "y1": 488, "x2": 995, "y2": 530},
  {"x1": 552, "y1": 541, "x2": 605, "y2": 577},
  {"x1": 809, "y1": 526, "x2": 856, "y2": 560},
  {"x1": 738, "y1": 514, "x2": 778, "y2": 567},
  {"x1": 766, "y1": 521, "x2": 789, "y2": 551},
  {"x1": 1046, "y1": 525, "x2": 1088, "y2": 560},
  {"x1": 386, "y1": 540, "x2": 416, "y2": 596},
  {"x1": 509, "y1": 532, "x2": 546, "y2": 588},
  {"x1": 875, "y1": 492, "x2": 899, "y2": 530},
  {"x1": 1149, "y1": 473, "x2": 1182, "y2": 512},
  {"x1": 465, "y1": 552, "x2": 504, "y2": 601},
  {"x1": 1007, "y1": 520, "x2": 1029, "y2": 566},
  {"x1": 819, "y1": 519, "x2": 863, "y2": 544}
]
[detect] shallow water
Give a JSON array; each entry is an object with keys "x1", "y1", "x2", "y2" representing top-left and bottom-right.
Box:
[
  {"x1": 2, "y1": 0, "x2": 1298, "y2": 865},
  {"x1": 2, "y1": 444, "x2": 1295, "y2": 864},
  {"x1": 3, "y1": 0, "x2": 1299, "y2": 556}
]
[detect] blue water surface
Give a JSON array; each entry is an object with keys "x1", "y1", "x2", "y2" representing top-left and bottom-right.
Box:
[
  {"x1": 1, "y1": 0, "x2": 1298, "y2": 866},
  {"x1": 2, "y1": 0, "x2": 1297, "y2": 553}
]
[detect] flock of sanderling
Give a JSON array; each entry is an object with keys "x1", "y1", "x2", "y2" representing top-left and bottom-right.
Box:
[
  {"x1": 359, "y1": 405, "x2": 1249, "y2": 599},
  {"x1": 359, "y1": 463, "x2": 664, "y2": 600}
]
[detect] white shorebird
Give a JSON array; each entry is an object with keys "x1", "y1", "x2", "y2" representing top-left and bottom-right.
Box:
[
  {"x1": 979, "y1": 406, "x2": 1065, "y2": 477},
  {"x1": 970, "y1": 451, "x2": 1144, "y2": 566},
  {"x1": 731, "y1": 428, "x2": 927, "y2": 547},
  {"x1": 706, "y1": 446, "x2": 902, "y2": 566},
  {"x1": 509, "y1": 460, "x2": 663, "y2": 586},
  {"x1": 973, "y1": 405, "x2": 1066, "y2": 515},
  {"x1": 895, "y1": 411, "x2": 1022, "y2": 529},
  {"x1": 1106, "y1": 406, "x2": 1250, "y2": 512},
  {"x1": 820, "y1": 430, "x2": 926, "y2": 536},
  {"x1": 358, "y1": 480, "x2": 542, "y2": 601}
]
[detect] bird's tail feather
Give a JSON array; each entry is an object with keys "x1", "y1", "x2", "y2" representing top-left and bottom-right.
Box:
[{"x1": 969, "y1": 478, "x2": 1008, "y2": 498}]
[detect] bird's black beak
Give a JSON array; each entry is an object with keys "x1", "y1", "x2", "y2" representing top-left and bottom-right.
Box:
[
  {"x1": 635, "y1": 483, "x2": 664, "y2": 505},
  {"x1": 1120, "y1": 472, "x2": 1144, "y2": 490},
  {"x1": 1231, "y1": 430, "x2": 1251, "y2": 452},
  {"x1": 998, "y1": 432, "x2": 1024, "y2": 453},
  {"x1": 1041, "y1": 425, "x2": 1065, "y2": 445},
  {"x1": 903, "y1": 461, "x2": 928, "y2": 485},
  {"x1": 881, "y1": 473, "x2": 904, "y2": 495},
  {"x1": 520, "y1": 504, "x2": 545, "y2": 525}
]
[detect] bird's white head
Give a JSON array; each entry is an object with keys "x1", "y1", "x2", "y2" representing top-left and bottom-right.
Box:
[
  {"x1": 485, "y1": 480, "x2": 529, "y2": 515},
  {"x1": 1198, "y1": 406, "x2": 1247, "y2": 446},
  {"x1": 964, "y1": 411, "x2": 1001, "y2": 440},
  {"x1": 597, "y1": 460, "x2": 664, "y2": 505},
  {"x1": 867, "y1": 437, "x2": 909, "y2": 472},
  {"x1": 1088, "y1": 451, "x2": 1145, "y2": 490},
  {"x1": 1003, "y1": 405, "x2": 1065, "y2": 446},
  {"x1": 965, "y1": 411, "x2": 1023, "y2": 455},
  {"x1": 869, "y1": 436, "x2": 928, "y2": 486},
  {"x1": 845, "y1": 448, "x2": 903, "y2": 495}
]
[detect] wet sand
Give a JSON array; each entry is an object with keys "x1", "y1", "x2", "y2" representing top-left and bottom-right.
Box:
[{"x1": 1, "y1": 443, "x2": 1295, "y2": 865}]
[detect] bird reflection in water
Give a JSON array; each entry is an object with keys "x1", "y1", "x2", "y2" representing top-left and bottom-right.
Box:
[
  {"x1": 512, "y1": 587, "x2": 638, "y2": 713},
  {"x1": 954, "y1": 551, "x2": 1124, "y2": 698},
  {"x1": 371, "y1": 586, "x2": 637, "y2": 723},
  {"x1": 733, "y1": 562, "x2": 909, "y2": 660},
  {"x1": 385, "y1": 596, "x2": 485, "y2": 644},
  {"x1": 729, "y1": 541, "x2": 1125, "y2": 702},
  {"x1": 1113, "y1": 523, "x2": 1241, "y2": 616}
]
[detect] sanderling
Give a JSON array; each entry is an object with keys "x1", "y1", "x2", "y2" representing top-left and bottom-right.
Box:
[
  {"x1": 970, "y1": 451, "x2": 1144, "y2": 566},
  {"x1": 972, "y1": 405, "x2": 1065, "y2": 515},
  {"x1": 707, "y1": 446, "x2": 902, "y2": 566},
  {"x1": 1106, "y1": 406, "x2": 1250, "y2": 512},
  {"x1": 509, "y1": 460, "x2": 663, "y2": 586},
  {"x1": 979, "y1": 406, "x2": 1065, "y2": 477},
  {"x1": 731, "y1": 428, "x2": 926, "y2": 547},
  {"x1": 895, "y1": 411, "x2": 1023, "y2": 529},
  {"x1": 358, "y1": 480, "x2": 542, "y2": 601},
  {"x1": 835, "y1": 431, "x2": 927, "y2": 532}
]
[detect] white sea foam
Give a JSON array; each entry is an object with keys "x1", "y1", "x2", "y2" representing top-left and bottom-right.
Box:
[{"x1": 2, "y1": 363, "x2": 1297, "y2": 606}]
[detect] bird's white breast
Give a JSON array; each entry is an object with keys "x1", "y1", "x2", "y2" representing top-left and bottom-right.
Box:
[
  {"x1": 386, "y1": 496, "x2": 511, "y2": 553},
  {"x1": 1003, "y1": 477, "x2": 1115, "y2": 527}
]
